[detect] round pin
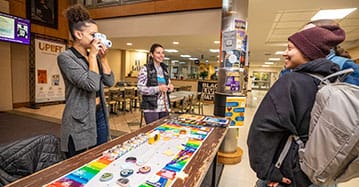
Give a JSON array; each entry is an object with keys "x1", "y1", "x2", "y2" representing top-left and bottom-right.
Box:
[
  {"x1": 99, "y1": 172, "x2": 113, "y2": 182},
  {"x1": 116, "y1": 178, "x2": 130, "y2": 187},
  {"x1": 120, "y1": 169, "x2": 134, "y2": 177},
  {"x1": 125, "y1": 156, "x2": 137, "y2": 163},
  {"x1": 138, "y1": 166, "x2": 151, "y2": 174}
]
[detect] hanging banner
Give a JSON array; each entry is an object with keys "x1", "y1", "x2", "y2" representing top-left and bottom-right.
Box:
[
  {"x1": 35, "y1": 38, "x2": 65, "y2": 103},
  {"x1": 225, "y1": 96, "x2": 246, "y2": 127}
]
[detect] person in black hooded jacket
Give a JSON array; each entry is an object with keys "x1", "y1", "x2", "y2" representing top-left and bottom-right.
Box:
[{"x1": 247, "y1": 25, "x2": 346, "y2": 187}]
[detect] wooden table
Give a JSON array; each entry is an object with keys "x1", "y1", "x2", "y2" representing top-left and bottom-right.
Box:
[
  {"x1": 169, "y1": 91, "x2": 196, "y2": 103},
  {"x1": 7, "y1": 115, "x2": 228, "y2": 187}
]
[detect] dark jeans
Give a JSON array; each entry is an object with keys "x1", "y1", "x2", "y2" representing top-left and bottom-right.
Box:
[
  {"x1": 96, "y1": 105, "x2": 109, "y2": 145},
  {"x1": 144, "y1": 111, "x2": 169, "y2": 124},
  {"x1": 65, "y1": 105, "x2": 109, "y2": 158}
]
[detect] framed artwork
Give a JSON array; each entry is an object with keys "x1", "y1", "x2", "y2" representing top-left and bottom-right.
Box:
[{"x1": 27, "y1": 0, "x2": 58, "y2": 29}]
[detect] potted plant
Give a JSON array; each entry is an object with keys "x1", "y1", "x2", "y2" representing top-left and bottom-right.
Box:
[{"x1": 199, "y1": 71, "x2": 208, "y2": 80}]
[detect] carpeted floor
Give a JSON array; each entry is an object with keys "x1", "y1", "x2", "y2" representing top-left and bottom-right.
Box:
[
  {"x1": 0, "y1": 112, "x2": 61, "y2": 145},
  {"x1": 0, "y1": 111, "x2": 128, "y2": 146}
]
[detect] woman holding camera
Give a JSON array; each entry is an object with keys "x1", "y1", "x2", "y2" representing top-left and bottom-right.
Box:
[{"x1": 57, "y1": 4, "x2": 114, "y2": 158}]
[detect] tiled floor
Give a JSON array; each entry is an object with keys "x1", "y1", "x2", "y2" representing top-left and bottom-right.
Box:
[{"x1": 13, "y1": 90, "x2": 359, "y2": 187}]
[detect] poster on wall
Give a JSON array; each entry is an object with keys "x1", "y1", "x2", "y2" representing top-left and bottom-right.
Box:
[
  {"x1": 198, "y1": 81, "x2": 217, "y2": 101},
  {"x1": 35, "y1": 38, "x2": 65, "y2": 103},
  {"x1": 225, "y1": 97, "x2": 246, "y2": 127}
]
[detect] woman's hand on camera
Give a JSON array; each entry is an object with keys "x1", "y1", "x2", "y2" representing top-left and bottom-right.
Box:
[
  {"x1": 97, "y1": 42, "x2": 108, "y2": 57},
  {"x1": 89, "y1": 38, "x2": 101, "y2": 56}
]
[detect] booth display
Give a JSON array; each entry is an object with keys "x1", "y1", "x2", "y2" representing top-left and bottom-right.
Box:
[{"x1": 8, "y1": 115, "x2": 229, "y2": 187}]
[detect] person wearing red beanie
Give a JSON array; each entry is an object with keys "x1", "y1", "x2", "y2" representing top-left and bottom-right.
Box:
[{"x1": 247, "y1": 26, "x2": 344, "y2": 187}]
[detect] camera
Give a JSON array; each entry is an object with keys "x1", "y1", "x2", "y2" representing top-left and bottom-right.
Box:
[{"x1": 93, "y1": 33, "x2": 112, "y2": 48}]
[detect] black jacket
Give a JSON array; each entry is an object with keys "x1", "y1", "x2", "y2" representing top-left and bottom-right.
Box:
[
  {"x1": 247, "y1": 58, "x2": 339, "y2": 187},
  {"x1": 141, "y1": 62, "x2": 170, "y2": 110},
  {"x1": 0, "y1": 135, "x2": 64, "y2": 186}
]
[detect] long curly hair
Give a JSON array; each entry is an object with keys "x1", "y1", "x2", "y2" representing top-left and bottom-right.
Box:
[{"x1": 64, "y1": 4, "x2": 96, "y2": 40}]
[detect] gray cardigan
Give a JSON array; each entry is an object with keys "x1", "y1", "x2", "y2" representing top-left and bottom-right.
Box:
[{"x1": 57, "y1": 48, "x2": 114, "y2": 152}]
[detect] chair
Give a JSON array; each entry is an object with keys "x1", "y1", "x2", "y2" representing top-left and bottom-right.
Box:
[
  {"x1": 192, "y1": 92, "x2": 204, "y2": 115},
  {"x1": 127, "y1": 94, "x2": 144, "y2": 129},
  {"x1": 109, "y1": 88, "x2": 125, "y2": 114},
  {"x1": 105, "y1": 89, "x2": 116, "y2": 114},
  {"x1": 171, "y1": 96, "x2": 189, "y2": 114},
  {"x1": 124, "y1": 88, "x2": 136, "y2": 112}
]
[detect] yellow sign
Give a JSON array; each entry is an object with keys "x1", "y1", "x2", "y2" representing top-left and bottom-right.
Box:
[{"x1": 225, "y1": 97, "x2": 246, "y2": 127}]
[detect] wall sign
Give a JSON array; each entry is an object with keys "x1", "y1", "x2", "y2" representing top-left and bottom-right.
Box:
[
  {"x1": 35, "y1": 38, "x2": 65, "y2": 103},
  {"x1": 198, "y1": 81, "x2": 217, "y2": 101}
]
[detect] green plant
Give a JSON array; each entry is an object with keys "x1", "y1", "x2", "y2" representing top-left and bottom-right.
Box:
[{"x1": 199, "y1": 71, "x2": 208, "y2": 79}]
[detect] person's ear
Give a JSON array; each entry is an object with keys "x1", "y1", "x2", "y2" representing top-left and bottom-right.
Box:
[{"x1": 73, "y1": 30, "x2": 83, "y2": 40}]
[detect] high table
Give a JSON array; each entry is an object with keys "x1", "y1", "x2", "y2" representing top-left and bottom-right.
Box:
[{"x1": 7, "y1": 115, "x2": 228, "y2": 187}]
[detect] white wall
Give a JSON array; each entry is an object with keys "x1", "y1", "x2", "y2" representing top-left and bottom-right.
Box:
[
  {"x1": 11, "y1": 44, "x2": 29, "y2": 104},
  {"x1": 107, "y1": 49, "x2": 123, "y2": 83}
]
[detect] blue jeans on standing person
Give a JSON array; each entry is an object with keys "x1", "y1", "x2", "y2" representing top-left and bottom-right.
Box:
[
  {"x1": 144, "y1": 111, "x2": 169, "y2": 124},
  {"x1": 96, "y1": 105, "x2": 109, "y2": 145},
  {"x1": 255, "y1": 179, "x2": 337, "y2": 187}
]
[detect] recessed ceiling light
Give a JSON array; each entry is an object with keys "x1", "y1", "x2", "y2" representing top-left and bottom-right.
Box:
[
  {"x1": 180, "y1": 55, "x2": 191, "y2": 58},
  {"x1": 171, "y1": 60, "x2": 179, "y2": 63},
  {"x1": 268, "y1": 58, "x2": 280, "y2": 61},
  {"x1": 265, "y1": 62, "x2": 274, "y2": 65},
  {"x1": 275, "y1": 51, "x2": 285, "y2": 55},
  {"x1": 172, "y1": 41, "x2": 179, "y2": 45},
  {"x1": 126, "y1": 43, "x2": 133, "y2": 46},
  {"x1": 214, "y1": 41, "x2": 220, "y2": 44},
  {"x1": 165, "y1": 49, "x2": 178, "y2": 53},
  {"x1": 311, "y1": 8, "x2": 357, "y2": 20},
  {"x1": 164, "y1": 57, "x2": 170, "y2": 60}
]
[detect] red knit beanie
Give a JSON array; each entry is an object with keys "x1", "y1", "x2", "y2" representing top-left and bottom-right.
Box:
[{"x1": 288, "y1": 25, "x2": 345, "y2": 60}]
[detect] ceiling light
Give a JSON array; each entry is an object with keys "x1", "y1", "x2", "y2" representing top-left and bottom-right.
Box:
[
  {"x1": 268, "y1": 58, "x2": 280, "y2": 61},
  {"x1": 209, "y1": 49, "x2": 220, "y2": 53},
  {"x1": 265, "y1": 62, "x2": 274, "y2": 65},
  {"x1": 165, "y1": 49, "x2": 178, "y2": 53},
  {"x1": 126, "y1": 43, "x2": 132, "y2": 46},
  {"x1": 275, "y1": 51, "x2": 285, "y2": 55},
  {"x1": 262, "y1": 65, "x2": 270, "y2": 67},
  {"x1": 164, "y1": 57, "x2": 170, "y2": 60},
  {"x1": 311, "y1": 8, "x2": 357, "y2": 20},
  {"x1": 214, "y1": 41, "x2": 220, "y2": 44},
  {"x1": 180, "y1": 55, "x2": 191, "y2": 58},
  {"x1": 171, "y1": 60, "x2": 179, "y2": 63},
  {"x1": 189, "y1": 57, "x2": 198, "y2": 60},
  {"x1": 172, "y1": 41, "x2": 179, "y2": 45}
]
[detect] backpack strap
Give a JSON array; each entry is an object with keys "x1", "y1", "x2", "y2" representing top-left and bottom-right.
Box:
[
  {"x1": 275, "y1": 135, "x2": 305, "y2": 168},
  {"x1": 307, "y1": 68, "x2": 354, "y2": 85}
]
